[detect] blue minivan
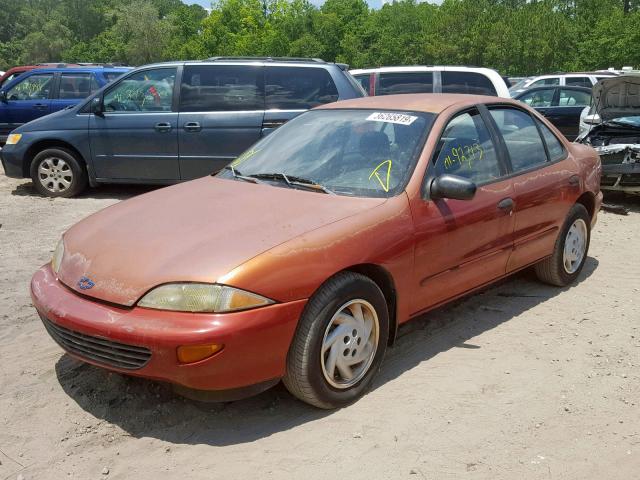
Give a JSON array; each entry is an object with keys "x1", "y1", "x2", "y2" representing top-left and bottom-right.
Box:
[
  {"x1": 0, "y1": 66, "x2": 130, "y2": 142},
  {"x1": 1, "y1": 58, "x2": 364, "y2": 197}
]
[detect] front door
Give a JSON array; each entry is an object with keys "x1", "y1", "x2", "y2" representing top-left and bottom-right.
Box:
[
  {"x1": 89, "y1": 67, "x2": 179, "y2": 181},
  {"x1": 410, "y1": 108, "x2": 515, "y2": 315},
  {"x1": 177, "y1": 64, "x2": 265, "y2": 179},
  {"x1": 0, "y1": 73, "x2": 53, "y2": 137}
]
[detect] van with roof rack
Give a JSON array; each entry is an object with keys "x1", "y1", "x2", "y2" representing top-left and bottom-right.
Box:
[{"x1": 0, "y1": 58, "x2": 364, "y2": 197}]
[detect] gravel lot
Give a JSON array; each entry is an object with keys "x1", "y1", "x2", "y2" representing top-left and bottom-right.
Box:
[{"x1": 1, "y1": 174, "x2": 639, "y2": 480}]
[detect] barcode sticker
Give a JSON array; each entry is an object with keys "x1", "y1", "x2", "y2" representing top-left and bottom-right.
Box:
[{"x1": 366, "y1": 111, "x2": 418, "y2": 125}]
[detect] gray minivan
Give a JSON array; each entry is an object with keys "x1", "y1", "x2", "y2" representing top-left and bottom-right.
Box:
[{"x1": 1, "y1": 58, "x2": 365, "y2": 197}]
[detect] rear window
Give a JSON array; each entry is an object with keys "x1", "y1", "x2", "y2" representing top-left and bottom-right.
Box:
[
  {"x1": 441, "y1": 71, "x2": 497, "y2": 96},
  {"x1": 377, "y1": 72, "x2": 433, "y2": 95},
  {"x1": 530, "y1": 77, "x2": 560, "y2": 87},
  {"x1": 180, "y1": 65, "x2": 263, "y2": 112},
  {"x1": 265, "y1": 66, "x2": 338, "y2": 110},
  {"x1": 566, "y1": 77, "x2": 592, "y2": 88}
]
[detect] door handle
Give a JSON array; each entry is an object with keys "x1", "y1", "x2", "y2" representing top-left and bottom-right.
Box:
[
  {"x1": 568, "y1": 175, "x2": 580, "y2": 187},
  {"x1": 262, "y1": 119, "x2": 287, "y2": 129},
  {"x1": 497, "y1": 197, "x2": 515, "y2": 213},
  {"x1": 183, "y1": 121, "x2": 201, "y2": 132},
  {"x1": 33, "y1": 103, "x2": 48, "y2": 110},
  {"x1": 154, "y1": 122, "x2": 172, "y2": 132}
]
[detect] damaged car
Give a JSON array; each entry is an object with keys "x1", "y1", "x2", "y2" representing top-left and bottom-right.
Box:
[{"x1": 578, "y1": 75, "x2": 640, "y2": 194}]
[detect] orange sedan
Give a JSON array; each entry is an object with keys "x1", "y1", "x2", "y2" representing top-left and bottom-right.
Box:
[{"x1": 32, "y1": 94, "x2": 602, "y2": 408}]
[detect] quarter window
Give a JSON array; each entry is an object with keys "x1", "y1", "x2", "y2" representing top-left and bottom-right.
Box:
[
  {"x1": 59, "y1": 73, "x2": 95, "y2": 100},
  {"x1": 441, "y1": 72, "x2": 497, "y2": 96},
  {"x1": 377, "y1": 72, "x2": 434, "y2": 95},
  {"x1": 536, "y1": 119, "x2": 565, "y2": 162},
  {"x1": 565, "y1": 77, "x2": 592, "y2": 88},
  {"x1": 180, "y1": 65, "x2": 263, "y2": 112},
  {"x1": 433, "y1": 109, "x2": 502, "y2": 184},
  {"x1": 489, "y1": 108, "x2": 548, "y2": 172},
  {"x1": 265, "y1": 67, "x2": 338, "y2": 109},
  {"x1": 6, "y1": 74, "x2": 53, "y2": 100},
  {"x1": 104, "y1": 68, "x2": 175, "y2": 112},
  {"x1": 530, "y1": 77, "x2": 559, "y2": 87},
  {"x1": 353, "y1": 74, "x2": 370, "y2": 93},
  {"x1": 517, "y1": 88, "x2": 554, "y2": 107},
  {"x1": 558, "y1": 88, "x2": 591, "y2": 106}
]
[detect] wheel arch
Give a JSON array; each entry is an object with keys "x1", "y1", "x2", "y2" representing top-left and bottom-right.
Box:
[
  {"x1": 575, "y1": 191, "x2": 595, "y2": 223},
  {"x1": 342, "y1": 263, "x2": 398, "y2": 346},
  {"x1": 23, "y1": 139, "x2": 87, "y2": 177}
]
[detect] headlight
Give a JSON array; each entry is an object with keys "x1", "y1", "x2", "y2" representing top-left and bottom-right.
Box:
[
  {"x1": 6, "y1": 133, "x2": 22, "y2": 145},
  {"x1": 137, "y1": 283, "x2": 275, "y2": 313},
  {"x1": 51, "y1": 238, "x2": 64, "y2": 274}
]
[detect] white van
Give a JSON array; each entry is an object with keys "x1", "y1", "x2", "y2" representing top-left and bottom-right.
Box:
[{"x1": 350, "y1": 66, "x2": 511, "y2": 98}]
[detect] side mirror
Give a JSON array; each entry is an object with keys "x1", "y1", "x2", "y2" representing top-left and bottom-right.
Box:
[
  {"x1": 0, "y1": 90, "x2": 7, "y2": 103},
  {"x1": 430, "y1": 174, "x2": 477, "y2": 201},
  {"x1": 583, "y1": 113, "x2": 601, "y2": 125},
  {"x1": 91, "y1": 96, "x2": 104, "y2": 116}
]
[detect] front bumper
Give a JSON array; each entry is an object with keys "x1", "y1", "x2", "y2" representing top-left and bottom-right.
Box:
[
  {"x1": 596, "y1": 144, "x2": 640, "y2": 193},
  {"x1": 0, "y1": 142, "x2": 27, "y2": 178},
  {"x1": 31, "y1": 265, "x2": 306, "y2": 391}
]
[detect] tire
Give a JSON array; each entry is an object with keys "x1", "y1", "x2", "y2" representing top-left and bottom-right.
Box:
[
  {"x1": 283, "y1": 272, "x2": 389, "y2": 409},
  {"x1": 30, "y1": 148, "x2": 88, "y2": 198},
  {"x1": 535, "y1": 203, "x2": 591, "y2": 287}
]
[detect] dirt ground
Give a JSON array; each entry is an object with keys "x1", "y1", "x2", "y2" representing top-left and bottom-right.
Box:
[{"x1": 0, "y1": 173, "x2": 638, "y2": 480}]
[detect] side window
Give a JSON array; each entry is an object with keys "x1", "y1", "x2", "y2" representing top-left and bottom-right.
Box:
[
  {"x1": 59, "y1": 73, "x2": 94, "y2": 100},
  {"x1": 352, "y1": 74, "x2": 370, "y2": 93},
  {"x1": 377, "y1": 72, "x2": 433, "y2": 95},
  {"x1": 265, "y1": 67, "x2": 338, "y2": 109},
  {"x1": 558, "y1": 88, "x2": 591, "y2": 107},
  {"x1": 565, "y1": 77, "x2": 591, "y2": 88},
  {"x1": 6, "y1": 74, "x2": 54, "y2": 100},
  {"x1": 441, "y1": 72, "x2": 497, "y2": 96},
  {"x1": 433, "y1": 109, "x2": 502, "y2": 183},
  {"x1": 517, "y1": 89, "x2": 555, "y2": 107},
  {"x1": 104, "y1": 68, "x2": 175, "y2": 112},
  {"x1": 536, "y1": 119, "x2": 565, "y2": 162},
  {"x1": 530, "y1": 77, "x2": 559, "y2": 87},
  {"x1": 180, "y1": 65, "x2": 263, "y2": 112},
  {"x1": 489, "y1": 108, "x2": 548, "y2": 172}
]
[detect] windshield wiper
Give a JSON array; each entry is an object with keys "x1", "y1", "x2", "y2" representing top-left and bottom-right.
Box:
[
  {"x1": 248, "y1": 173, "x2": 334, "y2": 194},
  {"x1": 223, "y1": 165, "x2": 264, "y2": 184}
]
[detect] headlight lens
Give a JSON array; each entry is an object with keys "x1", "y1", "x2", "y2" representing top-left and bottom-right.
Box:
[
  {"x1": 137, "y1": 283, "x2": 275, "y2": 313},
  {"x1": 6, "y1": 133, "x2": 22, "y2": 145},
  {"x1": 51, "y1": 238, "x2": 64, "y2": 274}
]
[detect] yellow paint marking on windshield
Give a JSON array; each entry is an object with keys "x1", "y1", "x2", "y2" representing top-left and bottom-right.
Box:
[
  {"x1": 231, "y1": 148, "x2": 259, "y2": 167},
  {"x1": 369, "y1": 159, "x2": 392, "y2": 192}
]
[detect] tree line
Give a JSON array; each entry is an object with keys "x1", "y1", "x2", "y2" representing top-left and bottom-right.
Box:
[{"x1": 1, "y1": 0, "x2": 639, "y2": 76}]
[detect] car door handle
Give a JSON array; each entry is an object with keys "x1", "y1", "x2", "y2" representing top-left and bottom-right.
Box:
[
  {"x1": 497, "y1": 197, "x2": 515, "y2": 213},
  {"x1": 262, "y1": 119, "x2": 288, "y2": 129},
  {"x1": 33, "y1": 103, "x2": 48, "y2": 110},
  {"x1": 154, "y1": 122, "x2": 172, "y2": 132},
  {"x1": 183, "y1": 121, "x2": 201, "y2": 132}
]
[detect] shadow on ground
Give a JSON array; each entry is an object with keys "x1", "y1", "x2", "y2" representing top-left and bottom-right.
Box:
[
  {"x1": 11, "y1": 181, "x2": 161, "y2": 200},
  {"x1": 54, "y1": 257, "x2": 598, "y2": 447}
]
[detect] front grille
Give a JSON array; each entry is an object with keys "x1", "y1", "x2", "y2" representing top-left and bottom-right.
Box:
[{"x1": 41, "y1": 315, "x2": 151, "y2": 370}]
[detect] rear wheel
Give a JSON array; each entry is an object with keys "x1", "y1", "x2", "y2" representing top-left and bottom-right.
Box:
[
  {"x1": 535, "y1": 204, "x2": 591, "y2": 286},
  {"x1": 30, "y1": 148, "x2": 87, "y2": 198},
  {"x1": 283, "y1": 272, "x2": 389, "y2": 409}
]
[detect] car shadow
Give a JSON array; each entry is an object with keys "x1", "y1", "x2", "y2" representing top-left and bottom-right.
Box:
[
  {"x1": 11, "y1": 181, "x2": 161, "y2": 200},
  {"x1": 54, "y1": 257, "x2": 598, "y2": 446}
]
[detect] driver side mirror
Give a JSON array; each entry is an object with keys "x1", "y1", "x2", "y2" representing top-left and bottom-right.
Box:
[
  {"x1": 0, "y1": 90, "x2": 7, "y2": 103},
  {"x1": 583, "y1": 113, "x2": 601, "y2": 125},
  {"x1": 429, "y1": 174, "x2": 477, "y2": 201},
  {"x1": 91, "y1": 96, "x2": 104, "y2": 116}
]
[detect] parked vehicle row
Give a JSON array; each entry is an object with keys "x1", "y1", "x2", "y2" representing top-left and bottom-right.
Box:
[
  {"x1": 31, "y1": 93, "x2": 602, "y2": 408},
  {"x1": 508, "y1": 71, "x2": 617, "y2": 95},
  {"x1": 1, "y1": 58, "x2": 364, "y2": 197}
]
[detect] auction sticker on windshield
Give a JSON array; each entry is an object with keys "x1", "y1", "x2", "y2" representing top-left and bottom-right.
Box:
[{"x1": 366, "y1": 112, "x2": 418, "y2": 125}]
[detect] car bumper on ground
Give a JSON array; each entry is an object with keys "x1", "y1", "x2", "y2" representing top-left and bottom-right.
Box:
[
  {"x1": 31, "y1": 264, "x2": 306, "y2": 394},
  {"x1": 0, "y1": 142, "x2": 26, "y2": 178}
]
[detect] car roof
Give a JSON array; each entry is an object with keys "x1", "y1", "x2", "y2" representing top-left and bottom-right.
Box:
[
  {"x1": 349, "y1": 65, "x2": 500, "y2": 74},
  {"x1": 19, "y1": 67, "x2": 131, "y2": 74},
  {"x1": 317, "y1": 93, "x2": 519, "y2": 114},
  {"x1": 141, "y1": 58, "x2": 346, "y2": 69}
]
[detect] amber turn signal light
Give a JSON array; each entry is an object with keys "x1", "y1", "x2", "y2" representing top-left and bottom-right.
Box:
[{"x1": 177, "y1": 344, "x2": 224, "y2": 364}]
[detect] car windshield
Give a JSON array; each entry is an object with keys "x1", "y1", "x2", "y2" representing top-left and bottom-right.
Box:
[{"x1": 217, "y1": 109, "x2": 434, "y2": 198}]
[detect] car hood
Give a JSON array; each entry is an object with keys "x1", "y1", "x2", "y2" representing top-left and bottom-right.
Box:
[
  {"x1": 592, "y1": 75, "x2": 640, "y2": 122},
  {"x1": 57, "y1": 176, "x2": 386, "y2": 306},
  {"x1": 15, "y1": 106, "x2": 77, "y2": 132}
]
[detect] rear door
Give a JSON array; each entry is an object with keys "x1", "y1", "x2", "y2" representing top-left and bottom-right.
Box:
[
  {"x1": 177, "y1": 64, "x2": 264, "y2": 179},
  {"x1": 546, "y1": 87, "x2": 592, "y2": 139},
  {"x1": 53, "y1": 72, "x2": 98, "y2": 112},
  {"x1": 262, "y1": 65, "x2": 339, "y2": 135},
  {"x1": 487, "y1": 106, "x2": 578, "y2": 271},
  {"x1": 1, "y1": 72, "x2": 53, "y2": 136},
  {"x1": 410, "y1": 107, "x2": 516, "y2": 313},
  {"x1": 89, "y1": 67, "x2": 179, "y2": 181}
]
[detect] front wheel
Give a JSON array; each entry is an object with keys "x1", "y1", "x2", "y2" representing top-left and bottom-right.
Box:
[
  {"x1": 30, "y1": 148, "x2": 88, "y2": 198},
  {"x1": 535, "y1": 203, "x2": 591, "y2": 286},
  {"x1": 283, "y1": 272, "x2": 389, "y2": 409}
]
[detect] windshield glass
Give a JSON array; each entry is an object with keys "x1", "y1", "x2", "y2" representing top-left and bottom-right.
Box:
[
  {"x1": 607, "y1": 116, "x2": 640, "y2": 128},
  {"x1": 217, "y1": 109, "x2": 434, "y2": 198}
]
